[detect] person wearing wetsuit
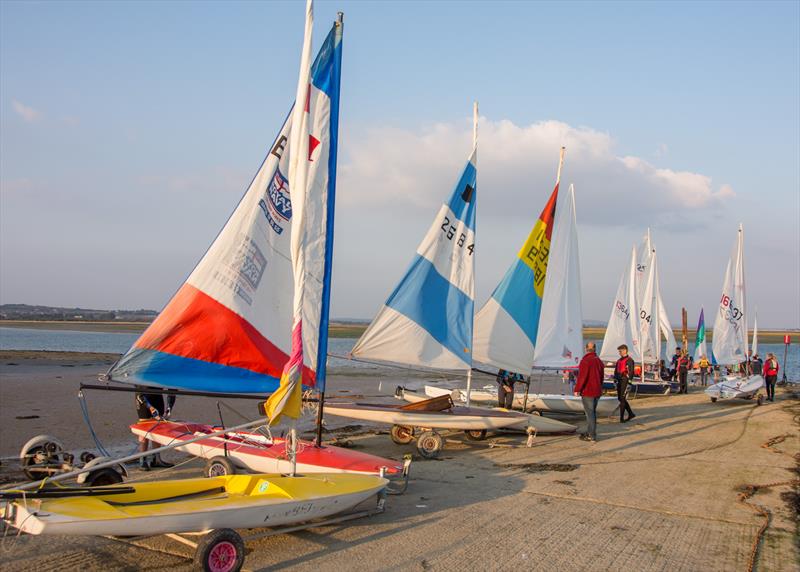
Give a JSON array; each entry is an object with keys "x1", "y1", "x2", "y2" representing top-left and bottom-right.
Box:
[
  {"x1": 677, "y1": 352, "x2": 692, "y2": 394},
  {"x1": 496, "y1": 369, "x2": 514, "y2": 409},
  {"x1": 135, "y1": 389, "x2": 176, "y2": 470},
  {"x1": 614, "y1": 345, "x2": 636, "y2": 423}
]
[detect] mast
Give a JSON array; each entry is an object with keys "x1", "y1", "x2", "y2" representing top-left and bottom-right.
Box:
[
  {"x1": 739, "y1": 224, "x2": 749, "y2": 376},
  {"x1": 465, "y1": 101, "x2": 478, "y2": 407},
  {"x1": 314, "y1": 10, "x2": 344, "y2": 447}
]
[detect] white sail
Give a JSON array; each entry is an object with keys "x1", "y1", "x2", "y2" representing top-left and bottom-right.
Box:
[
  {"x1": 600, "y1": 246, "x2": 640, "y2": 362},
  {"x1": 637, "y1": 229, "x2": 675, "y2": 360},
  {"x1": 532, "y1": 184, "x2": 583, "y2": 369},
  {"x1": 659, "y1": 296, "x2": 677, "y2": 359},
  {"x1": 638, "y1": 249, "x2": 660, "y2": 363},
  {"x1": 751, "y1": 312, "x2": 759, "y2": 357},
  {"x1": 635, "y1": 229, "x2": 652, "y2": 301},
  {"x1": 712, "y1": 224, "x2": 748, "y2": 365}
]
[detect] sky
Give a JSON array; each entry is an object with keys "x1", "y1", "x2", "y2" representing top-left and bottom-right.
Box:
[{"x1": 1, "y1": 0, "x2": 799, "y2": 329}]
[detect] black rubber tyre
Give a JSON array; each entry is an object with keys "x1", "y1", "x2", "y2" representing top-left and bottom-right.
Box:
[
  {"x1": 710, "y1": 397, "x2": 717, "y2": 403},
  {"x1": 464, "y1": 429, "x2": 487, "y2": 441},
  {"x1": 390, "y1": 425, "x2": 415, "y2": 445},
  {"x1": 416, "y1": 431, "x2": 444, "y2": 459},
  {"x1": 204, "y1": 456, "x2": 237, "y2": 478},
  {"x1": 84, "y1": 468, "x2": 124, "y2": 487},
  {"x1": 194, "y1": 528, "x2": 245, "y2": 572}
]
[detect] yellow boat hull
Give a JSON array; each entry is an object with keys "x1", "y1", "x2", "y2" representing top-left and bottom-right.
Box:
[{"x1": 3, "y1": 473, "x2": 387, "y2": 536}]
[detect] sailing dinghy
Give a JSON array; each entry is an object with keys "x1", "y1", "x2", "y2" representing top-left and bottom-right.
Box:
[
  {"x1": 705, "y1": 225, "x2": 765, "y2": 403},
  {"x1": 3, "y1": 8, "x2": 392, "y2": 572},
  {"x1": 131, "y1": 420, "x2": 404, "y2": 477},
  {"x1": 399, "y1": 387, "x2": 578, "y2": 432},
  {"x1": 600, "y1": 230, "x2": 675, "y2": 395},
  {"x1": 329, "y1": 105, "x2": 531, "y2": 456},
  {"x1": 95, "y1": 8, "x2": 403, "y2": 477},
  {"x1": 467, "y1": 163, "x2": 618, "y2": 416},
  {"x1": 422, "y1": 384, "x2": 618, "y2": 418},
  {"x1": 2, "y1": 473, "x2": 387, "y2": 537}
]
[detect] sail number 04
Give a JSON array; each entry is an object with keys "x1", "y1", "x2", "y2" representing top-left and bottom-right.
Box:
[{"x1": 440, "y1": 216, "x2": 474, "y2": 255}]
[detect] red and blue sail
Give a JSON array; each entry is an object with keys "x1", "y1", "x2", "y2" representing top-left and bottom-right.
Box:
[{"x1": 107, "y1": 21, "x2": 343, "y2": 395}]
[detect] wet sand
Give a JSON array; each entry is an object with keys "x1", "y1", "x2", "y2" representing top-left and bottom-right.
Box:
[{"x1": 0, "y1": 352, "x2": 797, "y2": 571}]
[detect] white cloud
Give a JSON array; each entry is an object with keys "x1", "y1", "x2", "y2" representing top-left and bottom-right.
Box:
[
  {"x1": 338, "y1": 117, "x2": 734, "y2": 228},
  {"x1": 11, "y1": 100, "x2": 42, "y2": 122}
]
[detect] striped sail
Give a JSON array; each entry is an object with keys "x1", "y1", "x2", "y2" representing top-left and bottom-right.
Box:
[
  {"x1": 351, "y1": 150, "x2": 477, "y2": 371},
  {"x1": 531, "y1": 184, "x2": 583, "y2": 369},
  {"x1": 693, "y1": 308, "x2": 708, "y2": 361},
  {"x1": 712, "y1": 225, "x2": 748, "y2": 365},
  {"x1": 107, "y1": 17, "x2": 343, "y2": 395},
  {"x1": 473, "y1": 172, "x2": 560, "y2": 374}
]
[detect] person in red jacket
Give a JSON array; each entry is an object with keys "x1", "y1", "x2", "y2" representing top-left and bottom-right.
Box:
[
  {"x1": 574, "y1": 341, "x2": 604, "y2": 441},
  {"x1": 763, "y1": 353, "x2": 780, "y2": 402}
]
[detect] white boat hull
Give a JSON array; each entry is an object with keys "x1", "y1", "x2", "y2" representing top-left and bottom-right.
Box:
[
  {"x1": 399, "y1": 391, "x2": 576, "y2": 433},
  {"x1": 705, "y1": 375, "x2": 765, "y2": 401},
  {"x1": 324, "y1": 403, "x2": 524, "y2": 430},
  {"x1": 424, "y1": 385, "x2": 620, "y2": 416}
]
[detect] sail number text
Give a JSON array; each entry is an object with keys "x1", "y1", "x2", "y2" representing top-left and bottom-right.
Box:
[
  {"x1": 440, "y1": 216, "x2": 474, "y2": 255},
  {"x1": 719, "y1": 294, "x2": 743, "y2": 327}
]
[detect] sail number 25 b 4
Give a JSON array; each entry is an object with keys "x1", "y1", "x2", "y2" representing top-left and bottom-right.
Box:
[{"x1": 440, "y1": 216, "x2": 474, "y2": 255}]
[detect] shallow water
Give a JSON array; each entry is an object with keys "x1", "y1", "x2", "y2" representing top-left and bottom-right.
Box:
[{"x1": 1, "y1": 327, "x2": 798, "y2": 380}]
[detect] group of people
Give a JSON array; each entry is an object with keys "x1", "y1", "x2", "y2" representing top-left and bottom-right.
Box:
[
  {"x1": 571, "y1": 342, "x2": 782, "y2": 442},
  {"x1": 572, "y1": 342, "x2": 636, "y2": 442},
  {"x1": 657, "y1": 348, "x2": 697, "y2": 392}
]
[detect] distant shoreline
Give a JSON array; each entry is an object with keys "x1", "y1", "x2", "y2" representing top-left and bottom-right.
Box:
[{"x1": 1, "y1": 319, "x2": 796, "y2": 343}]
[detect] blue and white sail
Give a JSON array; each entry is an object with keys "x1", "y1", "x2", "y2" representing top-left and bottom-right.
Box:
[{"x1": 351, "y1": 150, "x2": 477, "y2": 371}]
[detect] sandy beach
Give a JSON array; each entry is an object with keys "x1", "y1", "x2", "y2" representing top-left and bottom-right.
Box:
[{"x1": 0, "y1": 351, "x2": 797, "y2": 571}]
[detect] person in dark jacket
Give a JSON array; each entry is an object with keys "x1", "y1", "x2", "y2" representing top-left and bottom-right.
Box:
[
  {"x1": 677, "y1": 352, "x2": 692, "y2": 394},
  {"x1": 135, "y1": 389, "x2": 176, "y2": 470},
  {"x1": 763, "y1": 353, "x2": 779, "y2": 402},
  {"x1": 574, "y1": 342, "x2": 604, "y2": 441},
  {"x1": 750, "y1": 354, "x2": 763, "y2": 379},
  {"x1": 614, "y1": 344, "x2": 636, "y2": 423},
  {"x1": 669, "y1": 347, "x2": 681, "y2": 381},
  {"x1": 496, "y1": 369, "x2": 515, "y2": 408}
]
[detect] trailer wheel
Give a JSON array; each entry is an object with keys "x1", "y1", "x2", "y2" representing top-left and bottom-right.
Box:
[
  {"x1": 464, "y1": 429, "x2": 487, "y2": 441},
  {"x1": 205, "y1": 456, "x2": 237, "y2": 478},
  {"x1": 195, "y1": 528, "x2": 245, "y2": 572},
  {"x1": 756, "y1": 394, "x2": 764, "y2": 406},
  {"x1": 417, "y1": 431, "x2": 443, "y2": 459},
  {"x1": 390, "y1": 425, "x2": 415, "y2": 445},
  {"x1": 710, "y1": 397, "x2": 717, "y2": 403},
  {"x1": 20, "y1": 436, "x2": 67, "y2": 481},
  {"x1": 84, "y1": 468, "x2": 124, "y2": 487}
]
